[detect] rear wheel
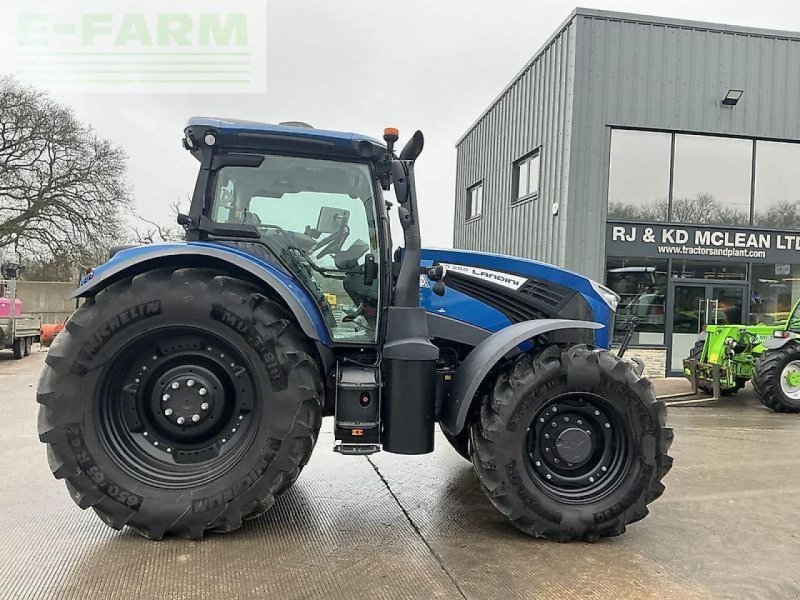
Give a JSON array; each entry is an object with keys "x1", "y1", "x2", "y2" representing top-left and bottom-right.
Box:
[
  {"x1": 37, "y1": 268, "x2": 323, "y2": 539},
  {"x1": 470, "y1": 344, "x2": 673, "y2": 541},
  {"x1": 24, "y1": 337, "x2": 32, "y2": 356},
  {"x1": 753, "y1": 345, "x2": 800, "y2": 413},
  {"x1": 12, "y1": 338, "x2": 24, "y2": 359}
]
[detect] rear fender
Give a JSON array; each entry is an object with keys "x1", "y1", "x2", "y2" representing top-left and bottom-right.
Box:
[
  {"x1": 440, "y1": 319, "x2": 603, "y2": 436},
  {"x1": 73, "y1": 242, "x2": 332, "y2": 346}
]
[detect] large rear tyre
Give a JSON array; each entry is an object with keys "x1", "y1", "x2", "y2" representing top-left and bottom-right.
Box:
[
  {"x1": 24, "y1": 337, "x2": 33, "y2": 356},
  {"x1": 12, "y1": 338, "x2": 24, "y2": 359},
  {"x1": 752, "y1": 345, "x2": 800, "y2": 413},
  {"x1": 37, "y1": 268, "x2": 323, "y2": 539},
  {"x1": 470, "y1": 344, "x2": 673, "y2": 541}
]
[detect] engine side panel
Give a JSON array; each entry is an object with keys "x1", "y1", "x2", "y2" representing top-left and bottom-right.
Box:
[{"x1": 420, "y1": 248, "x2": 613, "y2": 348}]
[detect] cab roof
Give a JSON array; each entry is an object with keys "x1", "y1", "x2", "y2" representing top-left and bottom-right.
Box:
[{"x1": 185, "y1": 116, "x2": 384, "y2": 151}]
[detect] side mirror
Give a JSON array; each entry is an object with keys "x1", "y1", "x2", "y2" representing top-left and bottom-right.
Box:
[
  {"x1": 399, "y1": 130, "x2": 424, "y2": 161},
  {"x1": 316, "y1": 206, "x2": 350, "y2": 234}
]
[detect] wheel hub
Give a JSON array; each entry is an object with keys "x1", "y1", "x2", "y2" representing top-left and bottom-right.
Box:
[
  {"x1": 555, "y1": 427, "x2": 592, "y2": 464},
  {"x1": 526, "y1": 393, "x2": 630, "y2": 503},
  {"x1": 157, "y1": 368, "x2": 218, "y2": 428},
  {"x1": 780, "y1": 360, "x2": 800, "y2": 399}
]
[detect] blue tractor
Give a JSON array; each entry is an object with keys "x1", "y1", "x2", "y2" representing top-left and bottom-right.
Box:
[{"x1": 37, "y1": 118, "x2": 672, "y2": 541}]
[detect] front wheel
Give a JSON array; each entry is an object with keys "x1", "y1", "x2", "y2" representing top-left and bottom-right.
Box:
[
  {"x1": 470, "y1": 344, "x2": 673, "y2": 541},
  {"x1": 37, "y1": 268, "x2": 323, "y2": 539},
  {"x1": 753, "y1": 344, "x2": 800, "y2": 413}
]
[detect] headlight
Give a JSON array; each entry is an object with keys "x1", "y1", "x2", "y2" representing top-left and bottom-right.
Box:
[{"x1": 590, "y1": 280, "x2": 620, "y2": 312}]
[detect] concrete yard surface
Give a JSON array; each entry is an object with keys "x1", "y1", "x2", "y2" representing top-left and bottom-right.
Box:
[{"x1": 1, "y1": 349, "x2": 799, "y2": 599}]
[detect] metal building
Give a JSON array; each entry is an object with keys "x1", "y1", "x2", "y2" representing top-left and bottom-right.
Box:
[{"x1": 453, "y1": 8, "x2": 800, "y2": 376}]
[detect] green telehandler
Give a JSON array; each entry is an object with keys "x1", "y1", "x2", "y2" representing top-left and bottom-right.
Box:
[{"x1": 684, "y1": 298, "x2": 800, "y2": 412}]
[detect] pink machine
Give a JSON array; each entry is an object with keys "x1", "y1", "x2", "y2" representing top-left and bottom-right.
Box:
[{"x1": 0, "y1": 297, "x2": 23, "y2": 318}]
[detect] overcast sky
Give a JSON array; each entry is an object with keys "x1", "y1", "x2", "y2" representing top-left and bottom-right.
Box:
[{"x1": 4, "y1": 0, "x2": 800, "y2": 249}]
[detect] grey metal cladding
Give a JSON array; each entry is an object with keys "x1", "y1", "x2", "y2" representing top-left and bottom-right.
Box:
[
  {"x1": 455, "y1": 8, "x2": 800, "y2": 281},
  {"x1": 453, "y1": 16, "x2": 577, "y2": 267}
]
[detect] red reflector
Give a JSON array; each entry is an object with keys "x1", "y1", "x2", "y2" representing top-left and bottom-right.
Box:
[{"x1": 352, "y1": 429, "x2": 364, "y2": 436}]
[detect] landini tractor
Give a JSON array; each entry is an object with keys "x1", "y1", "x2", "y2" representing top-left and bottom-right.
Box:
[
  {"x1": 685, "y1": 299, "x2": 800, "y2": 412},
  {"x1": 37, "y1": 118, "x2": 672, "y2": 541}
]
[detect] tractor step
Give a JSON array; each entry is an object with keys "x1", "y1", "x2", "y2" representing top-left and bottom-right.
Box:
[
  {"x1": 333, "y1": 442, "x2": 381, "y2": 455},
  {"x1": 334, "y1": 364, "x2": 381, "y2": 447}
]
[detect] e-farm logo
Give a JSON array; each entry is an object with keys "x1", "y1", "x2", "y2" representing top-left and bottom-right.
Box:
[{"x1": 8, "y1": 1, "x2": 266, "y2": 93}]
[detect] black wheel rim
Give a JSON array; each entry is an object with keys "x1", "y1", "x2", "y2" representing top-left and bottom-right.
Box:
[
  {"x1": 525, "y1": 392, "x2": 632, "y2": 504},
  {"x1": 95, "y1": 326, "x2": 261, "y2": 489}
]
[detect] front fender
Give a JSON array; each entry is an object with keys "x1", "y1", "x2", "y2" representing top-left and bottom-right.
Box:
[
  {"x1": 74, "y1": 242, "x2": 331, "y2": 345},
  {"x1": 440, "y1": 319, "x2": 603, "y2": 436},
  {"x1": 763, "y1": 335, "x2": 798, "y2": 350}
]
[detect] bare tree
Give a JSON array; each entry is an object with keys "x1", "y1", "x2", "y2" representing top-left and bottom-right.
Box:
[
  {"x1": 132, "y1": 199, "x2": 187, "y2": 244},
  {"x1": 0, "y1": 76, "x2": 131, "y2": 262}
]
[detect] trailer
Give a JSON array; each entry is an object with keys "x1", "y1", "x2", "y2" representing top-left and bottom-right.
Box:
[{"x1": 0, "y1": 266, "x2": 41, "y2": 359}]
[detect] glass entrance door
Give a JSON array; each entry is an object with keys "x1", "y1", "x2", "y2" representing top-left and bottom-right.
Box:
[{"x1": 668, "y1": 283, "x2": 747, "y2": 373}]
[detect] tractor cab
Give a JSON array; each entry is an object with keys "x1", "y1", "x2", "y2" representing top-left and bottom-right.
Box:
[{"x1": 181, "y1": 118, "x2": 395, "y2": 345}]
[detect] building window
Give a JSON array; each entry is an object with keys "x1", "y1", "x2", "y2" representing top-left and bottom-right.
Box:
[
  {"x1": 513, "y1": 151, "x2": 540, "y2": 202},
  {"x1": 466, "y1": 182, "x2": 483, "y2": 220},
  {"x1": 753, "y1": 140, "x2": 800, "y2": 229},
  {"x1": 750, "y1": 263, "x2": 800, "y2": 325},
  {"x1": 671, "y1": 134, "x2": 752, "y2": 226},
  {"x1": 607, "y1": 130, "x2": 670, "y2": 221},
  {"x1": 671, "y1": 260, "x2": 747, "y2": 281},
  {"x1": 605, "y1": 256, "x2": 668, "y2": 346}
]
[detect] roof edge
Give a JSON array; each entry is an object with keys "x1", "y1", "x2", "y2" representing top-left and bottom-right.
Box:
[
  {"x1": 454, "y1": 8, "x2": 580, "y2": 147},
  {"x1": 455, "y1": 7, "x2": 800, "y2": 147}
]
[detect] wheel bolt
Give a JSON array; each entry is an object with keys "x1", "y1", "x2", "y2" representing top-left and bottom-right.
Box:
[
  {"x1": 232, "y1": 428, "x2": 237, "y2": 433},
  {"x1": 221, "y1": 438, "x2": 227, "y2": 444},
  {"x1": 187, "y1": 380, "x2": 195, "y2": 388},
  {"x1": 143, "y1": 432, "x2": 148, "y2": 437},
  {"x1": 554, "y1": 458, "x2": 560, "y2": 464},
  {"x1": 546, "y1": 474, "x2": 552, "y2": 480},
  {"x1": 191, "y1": 414, "x2": 200, "y2": 423},
  {"x1": 238, "y1": 415, "x2": 243, "y2": 421},
  {"x1": 199, "y1": 388, "x2": 207, "y2": 396},
  {"x1": 162, "y1": 394, "x2": 170, "y2": 402},
  {"x1": 551, "y1": 422, "x2": 557, "y2": 428},
  {"x1": 171, "y1": 382, "x2": 180, "y2": 390},
  {"x1": 539, "y1": 418, "x2": 545, "y2": 423},
  {"x1": 153, "y1": 441, "x2": 159, "y2": 447},
  {"x1": 535, "y1": 461, "x2": 541, "y2": 467},
  {"x1": 201, "y1": 402, "x2": 209, "y2": 411},
  {"x1": 166, "y1": 448, "x2": 172, "y2": 453},
  {"x1": 577, "y1": 420, "x2": 583, "y2": 425},
  {"x1": 152, "y1": 355, "x2": 158, "y2": 361},
  {"x1": 544, "y1": 433, "x2": 550, "y2": 439},
  {"x1": 164, "y1": 408, "x2": 173, "y2": 416},
  {"x1": 563, "y1": 416, "x2": 569, "y2": 422},
  {"x1": 605, "y1": 423, "x2": 611, "y2": 429},
  {"x1": 177, "y1": 416, "x2": 185, "y2": 425},
  {"x1": 594, "y1": 410, "x2": 600, "y2": 416},
  {"x1": 601, "y1": 466, "x2": 607, "y2": 472},
  {"x1": 545, "y1": 448, "x2": 551, "y2": 453},
  {"x1": 589, "y1": 476, "x2": 595, "y2": 483}
]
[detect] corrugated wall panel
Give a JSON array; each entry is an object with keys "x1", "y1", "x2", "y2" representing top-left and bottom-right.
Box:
[
  {"x1": 453, "y1": 19, "x2": 577, "y2": 265},
  {"x1": 567, "y1": 13, "x2": 800, "y2": 280},
  {"x1": 455, "y1": 10, "x2": 800, "y2": 281}
]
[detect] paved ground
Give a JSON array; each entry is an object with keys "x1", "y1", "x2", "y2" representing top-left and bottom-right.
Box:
[{"x1": 1, "y1": 348, "x2": 799, "y2": 600}]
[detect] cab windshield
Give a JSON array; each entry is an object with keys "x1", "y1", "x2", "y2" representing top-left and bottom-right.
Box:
[{"x1": 210, "y1": 155, "x2": 381, "y2": 343}]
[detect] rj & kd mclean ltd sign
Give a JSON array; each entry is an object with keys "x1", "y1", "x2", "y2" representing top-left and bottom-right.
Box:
[{"x1": 606, "y1": 222, "x2": 800, "y2": 264}]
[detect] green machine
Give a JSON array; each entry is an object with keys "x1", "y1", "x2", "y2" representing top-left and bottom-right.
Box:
[{"x1": 683, "y1": 298, "x2": 800, "y2": 412}]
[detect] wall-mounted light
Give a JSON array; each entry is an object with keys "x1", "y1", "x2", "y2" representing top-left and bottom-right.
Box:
[{"x1": 722, "y1": 89, "x2": 744, "y2": 106}]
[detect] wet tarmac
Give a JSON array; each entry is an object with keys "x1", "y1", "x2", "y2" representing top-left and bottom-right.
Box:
[{"x1": 1, "y1": 349, "x2": 799, "y2": 599}]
